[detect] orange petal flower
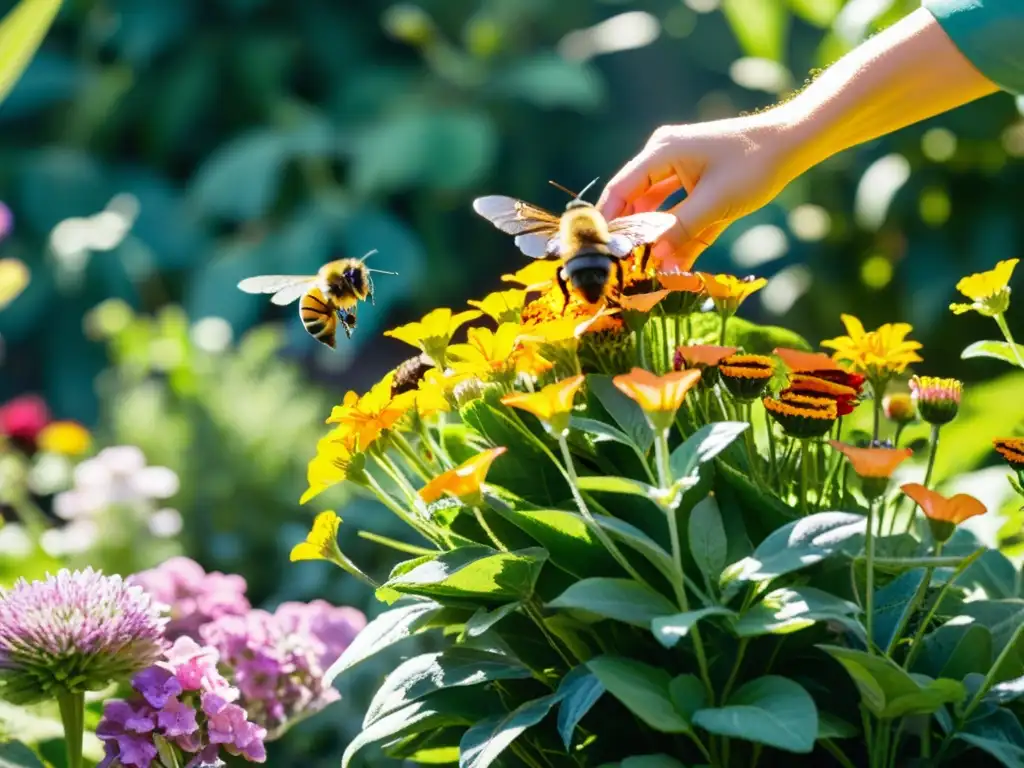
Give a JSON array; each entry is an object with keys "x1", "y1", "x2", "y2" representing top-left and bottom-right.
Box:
[
  {"x1": 675, "y1": 345, "x2": 737, "y2": 368},
  {"x1": 993, "y1": 437, "x2": 1024, "y2": 468},
  {"x1": 901, "y1": 483, "x2": 986, "y2": 525},
  {"x1": 501, "y1": 375, "x2": 585, "y2": 435},
  {"x1": 618, "y1": 289, "x2": 670, "y2": 314},
  {"x1": 829, "y1": 442, "x2": 913, "y2": 479},
  {"x1": 774, "y1": 347, "x2": 842, "y2": 373},
  {"x1": 656, "y1": 270, "x2": 704, "y2": 293},
  {"x1": 613, "y1": 368, "x2": 701, "y2": 431},
  {"x1": 419, "y1": 447, "x2": 507, "y2": 504}
]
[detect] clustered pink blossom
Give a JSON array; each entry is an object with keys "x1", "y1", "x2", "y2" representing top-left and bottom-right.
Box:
[
  {"x1": 130, "y1": 557, "x2": 251, "y2": 640},
  {"x1": 97, "y1": 636, "x2": 267, "y2": 767}
]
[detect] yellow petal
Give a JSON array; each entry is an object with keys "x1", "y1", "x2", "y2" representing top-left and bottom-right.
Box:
[{"x1": 0, "y1": 258, "x2": 28, "y2": 310}]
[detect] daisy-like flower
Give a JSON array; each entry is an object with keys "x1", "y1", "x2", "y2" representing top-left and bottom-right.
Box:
[
  {"x1": 501, "y1": 375, "x2": 586, "y2": 436},
  {"x1": 763, "y1": 396, "x2": 837, "y2": 439},
  {"x1": 384, "y1": 308, "x2": 483, "y2": 366},
  {"x1": 613, "y1": 368, "x2": 702, "y2": 432},
  {"x1": 448, "y1": 323, "x2": 549, "y2": 381},
  {"x1": 697, "y1": 273, "x2": 768, "y2": 316},
  {"x1": 821, "y1": 314, "x2": 923, "y2": 379},
  {"x1": 950, "y1": 259, "x2": 1017, "y2": 317},
  {"x1": 994, "y1": 437, "x2": 1024, "y2": 469},
  {"x1": 501, "y1": 261, "x2": 560, "y2": 293},
  {"x1": 901, "y1": 483, "x2": 986, "y2": 542},
  {"x1": 327, "y1": 374, "x2": 417, "y2": 449},
  {"x1": 719, "y1": 354, "x2": 774, "y2": 402},
  {"x1": 415, "y1": 368, "x2": 467, "y2": 419},
  {"x1": 830, "y1": 441, "x2": 913, "y2": 500},
  {"x1": 883, "y1": 393, "x2": 917, "y2": 425},
  {"x1": 784, "y1": 374, "x2": 859, "y2": 417},
  {"x1": 290, "y1": 511, "x2": 345, "y2": 564},
  {"x1": 300, "y1": 437, "x2": 366, "y2": 504},
  {"x1": 36, "y1": 421, "x2": 91, "y2": 456},
  {"x1": 468, "y1": 289, "x2": 528, "y2": 324},
  {"x1": 910, "y1": 376, "x2": 962, "y2": 425},
  {"x1": 0, "y1": 568, "x2": 167, "y2": 704},
  {"x1": 418, "y1": 447, "x2": 506, "y2": 505}
]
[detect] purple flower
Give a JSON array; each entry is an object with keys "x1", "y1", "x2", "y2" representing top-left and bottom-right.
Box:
[
  {"x1": 130, "y1": 557, "x2": 250, "y2": 640},
  {"x1": 132, "y1": 666, "x2": 182, "y2": 708},
  {"x1": 0, "y1": 568, "x2": 166, "y2": 704},
  {"x1": 157, "y1": 697, "x2": 199, "y2": 737}
]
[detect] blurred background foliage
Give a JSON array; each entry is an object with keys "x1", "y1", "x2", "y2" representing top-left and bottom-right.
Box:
[{"x1": 1, "y1": 0, "x2": 1023, "y2": 764}]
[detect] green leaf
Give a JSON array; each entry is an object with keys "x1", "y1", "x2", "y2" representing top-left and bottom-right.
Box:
[
  {"x1": 668, "y1": 674, "x2": 706, "y2": 721},
  {"x1": 916, "y1": 624, "x2": 992, "y2": 681},
  {"x1": 872, "y1": 569, "x2": 926, "y2": 651},
  {"x1": 0, "y1": 741, "x2": 44, "y2": 768},
  {"x1": 688, "y1": 495, "x2": 728, "y2": 581},
  {"x1": 364, "y1": 648, "x2": 531, "y2": 726},
  {"x1": 379, "y1": 546, "x2": 547, "y2": 604},
  {"x1": 0, "y1": 0, "x2": 62, "y2": 110},
  {"x1": 819, "y1": 645, "x2": 966, "y2": 718},
  {"x1": 957, "y1": 549, "x2": 1018, "y2": 599},
  {"x1": 549, "y1": 578, "x2": 676, "y2": 628},
  {"x1": 958, "y1": 708, "x2": 1024, "y2": 766},
  {"x1": 670, "y1": 422, "x2": 749, "y2": 482},
  {"x1": 459, "y1": 695, "x2": 560, "y2": 768},
  {"x1": 576, "y1": 475, "x2": 661, "y2": 501},
  {"x1": 786, "y1": 0, "x2": 842, "y2": 27},
  {"x1": 692, "y1": 675, "x2": 817, "y2": 754},
  {"x1": 464, "y1": 602, "x2": 521, "y2": 638},
  {"x1": 652, "y1": 608, "x2": 737, "y2": 649},
  {"x1": 570, "y1": 416, "x2": 638, "y2": 449},
  {"x1": 494, "y1": 53, "x2": 604, "y2": 111},
  {"x1": 723, "y1": 512, "x2": 865, "y2": 585},
  {"x1": 587, "y1": 656, "x2": 692, "y2": 733},
  {"x1": 722, "y1": 0, "x2": 788, "y2": 61},
  {"x1": 734, "y1": 587, "x2": 860, "y2": 638},
  {"x1": 621, "y1": 756, "x2": 687, "y2": 768},
  {"x1": 587, "y1": 375, "x2": 654, "y2": 452},
  {"x1": 324, "y1": 600, "x2": 440, "y2": 685},
  {"x1": 962, "y1": 340, "x2": 1024, "y2": 368},
  {"x1": 817, "y1": 713, "x2": 858, "y2": 740},
  {"x1": 556, "y1": 666, "x2": 605, "y2": 750}
]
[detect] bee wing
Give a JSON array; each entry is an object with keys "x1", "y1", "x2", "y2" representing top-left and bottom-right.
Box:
[
  {"x1": 237, "y1": 275, "x2": 316, "y2": 306},
  {"x1": 473, "y1": 196, "x2": 561, "y2": 258},
  {"x1": 606, "y1": 212, "x2": 678, "y2": 257}
]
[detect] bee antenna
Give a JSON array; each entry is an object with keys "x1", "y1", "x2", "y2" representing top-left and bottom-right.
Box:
[
  {"x1": 359, "y1": 249, "x2": 380, "y2": 262},
  {"x1": 548, "y1": 180, "x2": 580, "y2": 199},
  {"x1": 367, "y1": 268, "x2": 399, "y2": 276},
  {"x1": 576, "y1": 177, "x2": 600, "y2": 200}
]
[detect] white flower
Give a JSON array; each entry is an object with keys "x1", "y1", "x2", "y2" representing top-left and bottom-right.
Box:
[{"x1": 148, "y1": 508, "x2": 183, "y2": 538}]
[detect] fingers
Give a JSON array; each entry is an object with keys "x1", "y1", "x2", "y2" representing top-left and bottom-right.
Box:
[
  {"x1": 651, "y1": 189, "x2": 731, "y2": 270},
  {"x1": 629, "y1": 176, "x2": 683, "y2": 214},
  {"x1": 653, "y1": 220, "x2": 730, "y2": 272},
  {"x1": 597, "y1": 146, "x2": 678, "y2": 219}
]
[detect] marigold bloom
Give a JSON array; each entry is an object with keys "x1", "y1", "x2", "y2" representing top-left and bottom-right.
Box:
[
  {"x1": 36, "y1": 420, "x2": 91, "y2": 456},
  {"x1": 774, "y1": 347, "x2": 842, "y2": 373},
  {"x1": 327, "y1": 375, "x2": 417, "y2": 448},
  {"x1": 883, "y1": 393, "x2": 917, "y2": 424},
  {"x1": 468, "y1": 289, "x2": 528, "y2": 324},
  {"x1": 720, "y1": 354, "x2": 774, "y2": 402},
  {"x1": 901, "y1": 483, "x2": 986, "y2": 542},
  {"x1": 384, "y1": 307, "x2": 483, "y2": 364},
  {"x1": 764, "y1": 397, "x2": 837, "y2": 439},
  {"x1": 785, "y1": 374, "x2": 859, "y2": 417},
  {"x1": 0, "y1": 569, "x2": 167, "y2": 704},
  {"x1": 290, "y1": 511, "x2": 345, "y2": 564},
  {"x1": 618, "y1": 289, "x2": 670, "y2": 314},
  {"x1": 821, "y1": 314, "x2": 923, "y2": 378},
  {"x1": 419, "y1": 447, "x2": 506, "y2": 505},
  {"x1": 521, "y1": 291, "x2": 624, "y2": 337},
  {"x1": 501, "y1": 376, "x2": 585, "y2": 435},
  {"x1": 501, "y1": 260, "x2": 560, "y2": 292},
  {"x1": 613, "y1": 368, "x2": 702, "y2": 431},
  {"x1": 910, "y1": 375, "x2": 962, "y2": 426},
  {"x1": 950, "y1": 259, "x2": 1018, "y2": 317},
  {"x1": 993, "y1": 438, "x2": 1024, "y2": 468},
  {"x1": 829, "y1": 442, "x2": 913, "y2": 478},
  {"x1": 0, "y1": 258, "x2": 28, "y2": 310},
  {"x1": 697, "y1": 273, "x2": 767, "y2": 315}
]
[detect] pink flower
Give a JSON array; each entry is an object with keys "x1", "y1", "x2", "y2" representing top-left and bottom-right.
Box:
[{"x1": 0, "y1": 395, "x2": 50, "y2": 446}]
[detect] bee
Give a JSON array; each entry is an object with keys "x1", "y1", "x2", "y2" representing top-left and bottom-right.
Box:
[
  {"x1": 237, "y1": 251, "x2": 397, "y2": 348},
  {"x1": 473, "y1": 179, "x2": 676, "y2": 307}
]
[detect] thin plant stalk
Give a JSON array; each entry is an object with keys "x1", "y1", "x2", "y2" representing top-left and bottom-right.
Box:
[
  {"x1": 57, "y1": 691, "x2": 85, "y2": 768},
  {"x1": 995, "y1": 312, "x2": 1024, "y2": 368},
  {"x1": 799, "y1": 441, "x2": 810, "y2": 516},
  {"x1": 865, "y1": 498, "x2": 879, "y2": 654},
  {"x1": 901, "y1": 424, "x2": 941, "y2": 536}
]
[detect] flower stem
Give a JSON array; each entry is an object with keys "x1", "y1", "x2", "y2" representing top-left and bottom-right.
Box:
[
  {"x1": 744, "y1": 403, "x2": 764, "y2": 487},
  {"x1": 719, "y1": 313, "x2": 730, "y2": 346},
  {"x1": 799, "y1": 441, "x2": 810, "y2": 516},
  {"x1": 995, "y1": 312, "x2": 1024, "y2": 369},
  {"x1": 865, "y1": 498, "x2": 878, "y2": 654},
  {"x1": 901, "y1": 425, "x2": 940, "y2": 536},
  {"x1": 57, "y1": 690, "x2": 84, "y2": 768}
]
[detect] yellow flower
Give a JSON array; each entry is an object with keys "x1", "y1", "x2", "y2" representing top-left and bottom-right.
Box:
[
  {"x1": 697, "y1": 273, "x2": 767, "y2": 315},
  {"x1": 36, "y1": 421, "x2": 91, "y2": 456},
  {"x1": 300, "y1": 438, "x2": 364, "y2": 504},
  {"x1": 385, "y1": 307, "x2": 483, "y2": 365},
  {"x1": 290, "y1": 510, "x2": 345, "y2": 563},
  {"x1": 448, "y1": 323, "x2": 522, "y2": 380},
  {"x1": 613, "y1": 368, "x2": 702, "y2": 431},
  {"x1": 0, "y1": 259, "x2": 28, "y2": 311},
  {"x1": 501, "y1": 261, "x2": 560, "y2": 292},
  {"x1": 501, "y1": 375, "x2": 585, "y2": 435},
  {"x1": 327, "y1": 374, "x2": 417, "y2": 450},
  {"x1": 419, "y1": 447, "x2": 506, "y2": 505},
  {"x1": 416, "y1": 368, "x2": 461, "y2": 418},
  {"x1": 950, "y1": 259, "x2": 1018, "y2": 317},
  {"x1": 821, "y1": 314, "x2": 922, "y2": 379},
  {"x1": 468, "y1": 289, "x2": 528, "y2": 324}
]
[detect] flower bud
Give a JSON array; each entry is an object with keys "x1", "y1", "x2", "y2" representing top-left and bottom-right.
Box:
[
  {"x1": 910, "y1": 376, "x2": 962, "y2": 425},
  {"x1": 882, "y1": 392, "x2": 917, "y2": 425}
]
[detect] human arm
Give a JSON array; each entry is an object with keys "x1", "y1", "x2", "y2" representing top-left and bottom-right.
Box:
[{"x1": 598, "y1": 5, "x2": 1007, "y2": 270}]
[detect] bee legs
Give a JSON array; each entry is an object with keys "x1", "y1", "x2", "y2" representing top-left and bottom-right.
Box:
[
  {"x1": 368, "y1": 276, "x2": 376, "y2": 306},
  {"x1": 638, "y1": 244, "x2": 651, "y2": 274},
  {"x1": 556, "y1": 268, "x2": 571, "y2": 312},
  {"x1": 339, "y1": 309, "x2": 357, "y2": 339}
]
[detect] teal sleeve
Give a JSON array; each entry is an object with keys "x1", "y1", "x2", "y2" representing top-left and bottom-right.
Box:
[{"x1": 923, "y1": 0, "x2": 1024, "y2": 95}]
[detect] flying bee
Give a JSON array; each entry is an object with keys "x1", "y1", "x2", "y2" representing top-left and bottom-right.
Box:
[
  {"x1": 237, "y1": 251, "x2": 397, "y2": 348},
  {"x1": 473, "y1": 179, "x2": 676, "y2": 307}
]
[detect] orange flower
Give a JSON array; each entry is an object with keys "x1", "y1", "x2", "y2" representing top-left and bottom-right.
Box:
[
  {"x1": 697, "y1": 273, "x2": 767, "y2": 315},
  {"x1": 764, "y1": 396, "x2": 837, "y2": 439},
  {"x1": 656, "y1": 270, "x2": 704, "y2": 293},
  {"x1": 613, "y1": 368, "x2": 702, "y2": 431},
  {"x1": 901, "y1": 483, "x2": 986, "y2": 542},
  {"x1": 720, "y1": 354, "x2": 774, "y2": 401},
  {"x1": 618, "y1": 289, "x2": 670, "y2": 314},
  {"x1": 785, "y1": 374, "x2": 860, "y2": 417},
  {"x1": 993, "y1": 438, "x2": 1024, "y2": 468},
  {"x1": 419, "y1": 447, "x2": 507, "y2": 505},
  {"x1": 675, "y1": 345, "x2": 737, "y2": 369},
  {"x1": 774, "y1": 347, "x2": 842, "y2": 373},
  {"x1": 501, "y1": 375, "x2": 585, "y2": 435},
  {"x1": 829, "y1": 442, "x2": 913, "y2": 479}
]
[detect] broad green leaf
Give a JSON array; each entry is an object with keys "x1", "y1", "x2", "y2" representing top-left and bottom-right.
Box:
[
  {"x1": 0, "y1": 0, "x2": 62, "y2": 109},
  {"x1": 379, "y1": 546, "x2": 547, "y2": 604},
  {"x1": 593, "y1": 514, "x2": 676, "y2": 578},
  {"x1": 819, "y1": 645, "x2": 966, "y2": 718},
  {"x1": 916, "y1": 624, "x2": 992, "y2": 681},
  {"x1": 688, "y1": 495, "x2": 728, "y2": 581},
  {"x1": 722, "y1": 0, "x2": 787, "y2": 61},
  {"x1": 587, "y1": 375, "x2": 654, "y2": 452},
  {"x1": 956, "y1": 549, "x2": 1018, "y2": 599},
  {"x1": 872, "y1": 569, "x2": 926, "y2": 651},
  {"x1": 723, "y1": 512, "x2": 865, "y2": 585},
  {"x1": 668, "y1": 674, "x2": 706, "y2": 721},
  {"x1": 987, "y1": 674, "x2": 1024, "y2": 705},
  {"x1": 576, "y1": 475, "x2": 661, "y2": 501},
  {"x1": 670, "y1": 422, "x2": 749, "y2": 482},
  {"x1": 692, "y1": 676, "x2": 817, "y2": 754},
  {"x1": 962, "y1": 340, "x2": 1024, "y2": 369},
  {"x1": 460, "y1": 695, "x2": 560, "y2": 768},
  {"x1": 817, "y1": 713, "x2": 858, "y2": 740},
  {"x1": 556, "y1": 666, "x2": 605, "y2": 749},
  {"x1": 958, "y1": 708, "x2": 1024, "y2": 767},
  {"x1": 549, "y1": 578, "x2": 676, "y2": 628},
  {"x1": 0, "y1": 741, "x2": 44, "y2": 768},
  {"x1": 464, "y1": 603, "x2": 521, "y2": 638},
  {"x1": 652, "y1": 608, "x2": 737, "y2": 649},
  {"x1": 325, "y1": 601, "x2": 440, "y2": 685},
  {"x1": 587, "y1": 656, "x2": 692, "y2": 733},
  {"x1": 959, "y1": 602, "x2": 1024, "y2": 660},
  {"x1": 364, "y1": 648, "x2": 531, "y2": 726},
  {"x1": 621, "y1": 756, "x2": 687, "y2": 768},
  {"x1": 734, "y1": 587, "x2": 860, "y2": 638},
  {"x1": 570, "y1": 416, "x2": 638, "y2": 449}
]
